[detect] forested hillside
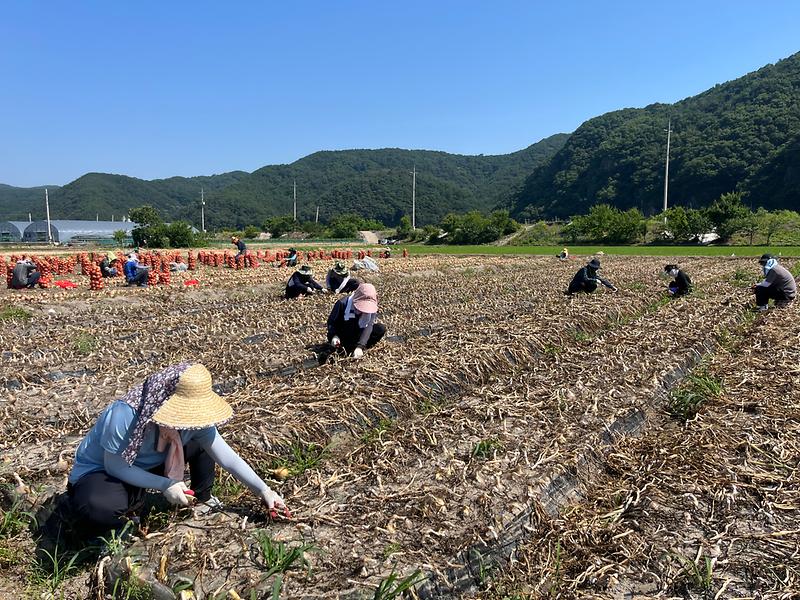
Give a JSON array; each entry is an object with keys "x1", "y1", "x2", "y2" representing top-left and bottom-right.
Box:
[
  {"x1": 0, "y1": 136, "x2": 566, "y2": 228},
  {"x1": 0, "y1": 184, "x2": 61, "y2": 218},
  {"x1": 202, "y1": 135, "x2": 567, "y2": 228},
  {"x1": 512, "y1": 51, "x2": 800, "y2": 219}
]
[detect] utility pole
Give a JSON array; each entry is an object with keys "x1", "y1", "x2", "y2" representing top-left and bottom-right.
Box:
[
  {"x1": 45, "y1": 188, "x2": 53, "y2": 244},
  {"x1": 293, "y1": 180, "x2": 297, "y2": 221},
  {"x1": 663, "y1": 118, "x2": 672, "y2": 223},
  {"x1": 411, "y1": 165, "x2": 417, "y2": 229},
  {"x1": 201, "y1": 187, "x2": 206, "y2": 233},
  {"x1": 315, "y1": 206, "x2": 319, "y2": 223}
]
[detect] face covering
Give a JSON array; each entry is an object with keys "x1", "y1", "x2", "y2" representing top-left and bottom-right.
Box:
[{"x1": 763, "y1": 258, "x2": 778, "y2": 275}]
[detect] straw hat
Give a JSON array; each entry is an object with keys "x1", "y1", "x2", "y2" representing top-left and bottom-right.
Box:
[
  {"x1": 352, "y1": 283, "x2": 378, "y2": 314},
  {"x1": 151, "y1": 364, "x2": 233, "y2": 429}
]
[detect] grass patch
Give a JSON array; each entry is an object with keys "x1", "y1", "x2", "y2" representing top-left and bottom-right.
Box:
[
  {"x1": 73, "y1": 332, "x2": 98, "y2": 355},
  {"x1": 405, "y1": 245, "x2": 800, "y2": 257},
  {"x1": 212, "y1": 470, "x2": 246, "y2": 501},
  {"x1": 382, "y1": 542, "x2": 402, "y2": 559},
  {"x1": 27, "y1": 546, "x2": 85, "y2": 596},
  {"x1": 271, "y1": 441, "x2": 329, "y2": 477},
  {"x1": 569, "y1": 328, "x2": 593, "y2": 343},
  {"x1": 672, "y1": 552, "x2": 714, "y2": 592},
  {"x1": 0, "y1": 494, "x2": 34, "y2": 539},
  {"x1": 0, "y1": 305, "x2": 32, "y2": 321},
  {"x1": 372, "y1": 568, "x2": 425, "y2": 600},
  {"x1": 669, "y1": 368, "x2": 723, "y2": 421},
  {"x1": 252, "y1": 531, "x2": 316, "y2": 578},
  {"x1": 361, "y1": 418, "x2": 394, "y2": 445},
  {"x1": 730, "y1": 268, "x2": 754, "y2": 288},
  {"x1": 471, "y1": 438, "x2": 502, "y2": 460}
]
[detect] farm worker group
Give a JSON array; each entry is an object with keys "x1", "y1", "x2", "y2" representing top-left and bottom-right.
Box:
[{"x1": 63, "y1": 363, "x2": 287, "y2": 538}]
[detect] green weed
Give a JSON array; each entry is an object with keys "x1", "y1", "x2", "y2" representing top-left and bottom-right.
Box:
[
  {"x1": 0, "y1": 305, "x2": 32, "y2": 321},
  {"x1": 372, "y1": 568, "x2": 425, "y2": 600},
  {"x1": 471, "y1": 438, "x2": 502, "y2": 460},
  {"x1": 112, "y1": 572, "x2": 152, "y2": 600},
  {"x1": 252, "y1": 531, "x2": 317, "y2": 579},
  {"x1": 0, "y1": 494, "x2": 35, "y2": 538},
  {"x1": 279, "y1": 441, "x2": 328, "y2": 476},
  {"x1": 212, "y1": 470, "x2": 246, "y2": 501},
  {"x1": 673, "y1": 552, "x2": 714, "y2": 591},
  {"x1": 730, "y1": 268, "x2": 753, "y2": 288},
  {"x1": 569, "y1": 328, "x2": 593, "y2": 343},
  {"x1": 361, "y1": 418, "x2": 394, "y2": 445},
  {"x1": 382, "y1": 542, "x2": 402, "y2": 559},
  {"x1": 73, "y1": 332, "x2": 98, "y2": 355},
  {"x1": 98, "y1": 520, "x2": 134, "y2": 557},
  {"x1": 669, "y1": 369, "x2": 723, "y2": 421},
  {"x1": 625, "y1": 281, "x2": 647, "y2": 292},
  {"x1": 27, "y1": 546, "x2": 84, "y2": 595}
]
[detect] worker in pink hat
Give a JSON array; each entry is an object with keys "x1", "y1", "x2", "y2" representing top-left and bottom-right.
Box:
[{"x1": 325, "y1": 283, "x2": 386, "y2": 360}]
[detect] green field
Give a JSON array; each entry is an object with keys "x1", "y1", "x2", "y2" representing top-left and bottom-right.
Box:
[{"x1": 404, "y1": 244, "x2": 800, "y2": 257}]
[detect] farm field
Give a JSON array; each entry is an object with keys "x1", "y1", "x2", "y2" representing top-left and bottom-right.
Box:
[{"x1": 0, "y1": 252, "x2": 797, "y2": 599}]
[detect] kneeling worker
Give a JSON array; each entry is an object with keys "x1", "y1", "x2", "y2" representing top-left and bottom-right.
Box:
[
  {"x1": 65, "y1": 363, "x2": 286, "y2": 538},
  {"x1": 327, "y1": 283, "x2": 386, "y2": 359},
  {"x1": 326, "y1": 261, "x2": 360, "y2": 294},
  {"x1": 664, "y1": 264, "x2": 692, "y2": 297},
  {"x1": 753, "y1": 254, "x2": 796, "y2": 311},
  {"x1": 566, "y1": 258, "x2": 618, "y2": 295},
  {"x1": 285, "y1": 265, "x2": 324, "y2": 299}
]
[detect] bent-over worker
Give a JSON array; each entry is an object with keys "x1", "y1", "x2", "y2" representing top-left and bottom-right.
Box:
[
  {"x1": 326, "y1": 261, "x2": 360, "y2": 294},
  {"x1": 285, "y1": 265, "x2": 324, "y2": 299},
  {"x1": 664, "y1": 264, "x2": 692, "y2": 297},
  {"x1": 566, "y1": 258, "x2": 618, "y2": 295},
  {"x1": 327, "y1": 283, "x2": 386, "y2": 359}
]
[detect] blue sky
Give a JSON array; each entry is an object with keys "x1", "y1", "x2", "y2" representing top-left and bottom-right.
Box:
[{"x1": 1, "y1": 1, "x2": 799, "y2": 186}]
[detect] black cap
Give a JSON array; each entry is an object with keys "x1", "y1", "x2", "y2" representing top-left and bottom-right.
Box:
[
  {"x1": 664, "y1": 264, "x2": 678, "y2": 272},
  {"x1": 759, "y1": 253, "x2": 774, "y2": 265},
  {"x1": 588, "y1": 258, "x2": 601, "y2": 270}
]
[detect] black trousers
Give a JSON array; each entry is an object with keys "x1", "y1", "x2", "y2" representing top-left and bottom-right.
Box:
[
  {"x1": 566, "y1": 281, "x2": 597, "y2": 295},
  {"x1": 755, "y1": 285, "x2": 793, "y2": 307},
  {"x1": 338, "y1": 322, "x2": 387, "y2": 354},
  {"x1": 67, "y1": 441, "x2": 214, "y2": 537}
]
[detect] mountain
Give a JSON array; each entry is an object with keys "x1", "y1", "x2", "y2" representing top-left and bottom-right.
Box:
[
  {"x1": 0, "y1": 172, "x2": 249, "y2": 223},
  {"x1": 0, "y1": 135, "x2": 567, "y2": 228},
  {"x1": 0, "y1": 184, "x2": 61, "y2": 219},
  {"x1": 203, "y1": 135, "x2": 568, "y2": 228},
  {"x1": 512, "y1": 51, "x2": 800, "y2": 219}
]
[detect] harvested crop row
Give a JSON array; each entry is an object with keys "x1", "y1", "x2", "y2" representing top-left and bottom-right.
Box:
[
  {"x1": 482, "y1": 303, "x2": 800, "y2": 598},
  {"x1": 97, "y1": 260, "x2": 754, "y2": 597}
]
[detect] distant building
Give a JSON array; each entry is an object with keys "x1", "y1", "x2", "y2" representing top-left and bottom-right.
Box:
[
  {"x1": 21, "y1": 220, "x2": 137, "y2": 245},
  {"x1": 0, "y1": 221, "x2": 32, "y2": 243}
]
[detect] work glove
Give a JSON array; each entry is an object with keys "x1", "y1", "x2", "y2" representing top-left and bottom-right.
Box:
[
  {"x1": 163, "y1": 481, "x2": 192, "y2": 507},
  {"x1": 306, "y1": 286, "x2": 315, "y2": 293},
  {"x1": 331, "y1": 336, "x2": 341, "y2": 347},
  {"x1": 259, "y1": 487, "x2": 286, "y2": 510},
  {"x1": 353, "y1": 347, "x2": 364, "y2": 359},
  {"x1": 609, "y1": 286, "x2": 619, "y2": 293}
]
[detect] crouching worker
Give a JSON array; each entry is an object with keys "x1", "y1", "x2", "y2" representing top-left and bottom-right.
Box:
[
  {"x1": 566, "y1": 258, "x2": 618, "y2": 295},
  {"x1": 752, "y1": 254, "x2": 796, "y2": 311},
  {"x1": 11, "y1": 256, "x2": 40, "y2": 289},
  {"x1": 286, "y1": 265, "x2": 324, "y2": 299},
  {"x1": 65, "y1": 363, "x2": 286, "y2": 539},
  {"x1": 664, "y1": 264, "x2": 692, "y2": 297},
  {"x1": 124, "y1": 253, "x2": 149, "y2": 287},
  {"x1": 100, "y1": 252, "x2": 119, "y2": 277},
  {"x1": 327, "y1": 283, "x2": 386, "y2": 359},
  {"x1": 326, "y1": 261, "x2": 360, "y2": 294}
]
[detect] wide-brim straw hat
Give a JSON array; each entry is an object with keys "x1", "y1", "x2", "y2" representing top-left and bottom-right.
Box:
[
  {"x1": 352, "y1": 283, "x2": 378, "y2": 314},
  {"x1": 152, "y1": 364, "x2": 233, "y2": 429}
]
